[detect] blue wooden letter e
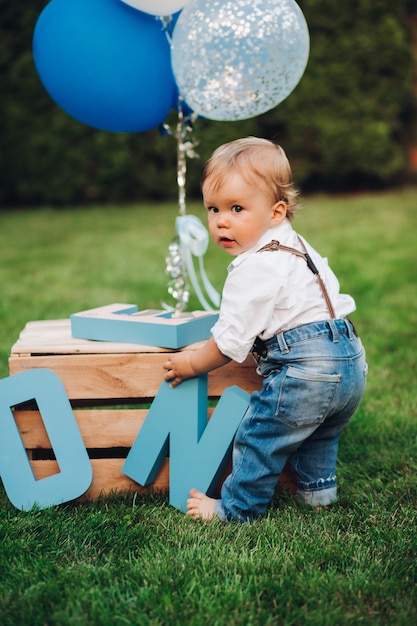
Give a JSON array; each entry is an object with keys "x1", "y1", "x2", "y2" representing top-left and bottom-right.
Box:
[
  {"x1": 122, "y1": 377, "x2": 250, "y2": 512},
  {"x1": 0, "y1": 369, "x2": 92, "y2": 510}
]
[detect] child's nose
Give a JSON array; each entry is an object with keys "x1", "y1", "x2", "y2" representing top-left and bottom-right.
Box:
[{"x1": 217, "y1": 212, "x2": 229, "y2": 227}]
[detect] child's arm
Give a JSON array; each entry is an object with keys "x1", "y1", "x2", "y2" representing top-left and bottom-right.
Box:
[{"x1": 163, "y1": 336, "x2": 231, "y2": 388}]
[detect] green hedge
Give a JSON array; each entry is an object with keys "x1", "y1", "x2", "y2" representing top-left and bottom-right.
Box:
[{"x1": 0, "y1": 0, "x2": 415, "y2": 207}]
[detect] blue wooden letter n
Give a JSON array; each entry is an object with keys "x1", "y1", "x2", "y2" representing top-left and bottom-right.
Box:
[{"x1": 122, "y1": 377, "x2": 250, "y2": 512}]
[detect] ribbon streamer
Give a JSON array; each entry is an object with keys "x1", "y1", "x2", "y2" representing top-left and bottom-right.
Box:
[{"x1": 176, "y1": 215, "x2": 220, "y2": 312}]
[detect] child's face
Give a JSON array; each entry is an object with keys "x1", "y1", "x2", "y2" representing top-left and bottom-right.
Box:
[{"x1": 203, "y1": 171, "x2": 287, "y2": 255}]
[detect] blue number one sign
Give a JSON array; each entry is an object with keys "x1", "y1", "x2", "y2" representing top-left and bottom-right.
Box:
[
  {"x1": 0, "y1": 369, "x2": 92, "y2": 511},
  {"x1": 122, "y1": 377, "x2": 250, "y2": 512}
]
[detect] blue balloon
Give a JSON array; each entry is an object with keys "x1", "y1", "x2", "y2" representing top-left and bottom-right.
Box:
[{"x1": 33, "y1": 0, "x2": 176, "y2": 132}]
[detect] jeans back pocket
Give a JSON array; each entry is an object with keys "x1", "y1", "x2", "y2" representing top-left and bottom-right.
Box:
[{"x1": 275, "y1": 366, "x2": 341, "y2": 428}]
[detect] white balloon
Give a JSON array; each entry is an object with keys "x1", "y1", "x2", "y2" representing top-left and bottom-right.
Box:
[
  {"x1": 120, "y1": 0, "x2": 189, "y2": 16},
  {"x1": 171, "y1": 0, "x2": 310, "y2": 121}
]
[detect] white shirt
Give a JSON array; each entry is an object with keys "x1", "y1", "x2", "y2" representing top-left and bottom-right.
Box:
[{"x1": 211, "y1": 219, "x2": 356, "y2": 363}]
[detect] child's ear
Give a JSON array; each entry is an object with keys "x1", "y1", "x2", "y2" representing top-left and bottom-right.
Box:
[{"x1": 271, "y1": 200, "x2": 287, "y2": 225}]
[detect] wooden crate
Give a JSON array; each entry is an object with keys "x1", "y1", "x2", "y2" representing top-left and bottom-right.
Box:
[{"x1": 9, "y1": 319, "x2": 277, "y2": 501}]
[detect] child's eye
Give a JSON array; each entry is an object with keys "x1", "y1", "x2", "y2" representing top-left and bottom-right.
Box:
[
  {"x1": 207, "y1": 206, "x2": 219, "y2": 213},
  {"x1": 232, "y1": 205, "x2": 243, "y2": 213}
]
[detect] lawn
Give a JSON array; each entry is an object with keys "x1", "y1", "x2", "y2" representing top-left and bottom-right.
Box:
[{"x1": 0, "y1": 188, "x2": 416, "y2": 625}]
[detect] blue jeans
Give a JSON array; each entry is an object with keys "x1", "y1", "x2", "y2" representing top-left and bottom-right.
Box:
[{"x1": 216, "y1": 319, "x2": 367, "y2": 522}]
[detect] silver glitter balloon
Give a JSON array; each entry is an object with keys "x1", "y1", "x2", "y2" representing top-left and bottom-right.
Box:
[{"x1": 171, "y1": 0, "x2": 310, "y2": 121}]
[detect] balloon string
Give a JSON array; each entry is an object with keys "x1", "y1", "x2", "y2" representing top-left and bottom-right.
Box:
[
  {"x1": 176, "y1": 104, "x2": 187, "y2": 217},
  {"x1": 158, "y1": 14, "x2": 218, "y2": 311}
]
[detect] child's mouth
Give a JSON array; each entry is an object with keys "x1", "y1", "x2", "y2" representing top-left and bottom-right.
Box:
[{"x1": 220, "y1": 237, "x2": 235, "y2": 248}]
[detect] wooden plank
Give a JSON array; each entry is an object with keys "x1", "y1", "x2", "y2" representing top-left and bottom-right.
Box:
[
  {"x1": 30, "y1": 458, "x2": 60, "y2": 481},
  {"x1": 16, "y1": 406, "x2": 219, "y2": 450},
  {"x1": 15, "y1": 408, "x2": 148, "y2": 449},
  {"x1": 28, "y1": 458, "x2": 170, "y2": 499},
  {"x1": 9, "y1": 353, "x2": 261, "y2": 399},
  {"x1": 82, "y1": 458, "x2": 169, "y2": 500},
  {"x1": 9, "y1": 352, "x2": 167, "y2": 399}
]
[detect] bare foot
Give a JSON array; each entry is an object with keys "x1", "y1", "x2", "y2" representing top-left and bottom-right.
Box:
[{"x1": 186, "y1": 488, "x2": 218, "y2": 521}]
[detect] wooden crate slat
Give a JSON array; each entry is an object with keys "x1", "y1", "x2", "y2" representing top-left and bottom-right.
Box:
[
  {"x1": 9, "y1": 352, "x2": 167, "y2": 399},
  {"x1": 27, "y1": 458, "x2": 169, "y2": 499},
  {"x1": 15, "y1": 408, "x2": 147, "y2": 449},
  {"x1": 9, "y1": 353, "x2": 261, "y2": 399},
  {"x1": 16, "y1": 406, "x2": 219, "y2": 450},
  {"x1": 84, "y1": 458, "x2": 169, "y2": 500}
]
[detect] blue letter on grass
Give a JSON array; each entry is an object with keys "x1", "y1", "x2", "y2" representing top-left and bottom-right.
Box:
[
  {"x1": 122, "y1": 376, "x2": 250, "y2": 512},
  {"x1": 0, "y1": 369, "x2": 92, "y2": 510}
]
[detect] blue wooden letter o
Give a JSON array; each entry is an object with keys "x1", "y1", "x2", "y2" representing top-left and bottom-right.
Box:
[{"x1": 0, "y1": 368, "x2": 92, "y2": 510}]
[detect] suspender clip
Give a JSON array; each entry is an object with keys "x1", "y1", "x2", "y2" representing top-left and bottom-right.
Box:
[
  {"x1": 251, "y1": 335, "x2": 268, "y2": 362},
  {"x1": 305, "y1": 253, "x2": 319, "y2": 275}
]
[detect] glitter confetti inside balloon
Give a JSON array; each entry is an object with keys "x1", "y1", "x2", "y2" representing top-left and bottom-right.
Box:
[{"x1": 171, "y1": 0, "x2": 309, "y2": 121}]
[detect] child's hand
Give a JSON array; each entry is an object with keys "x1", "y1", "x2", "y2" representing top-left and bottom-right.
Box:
[
  {"x1": 163, "y1": 351, "x2": 196, "y2": 388},
  {"x1": 163, "y1": 337, "x2": 230, "y2": 388}
]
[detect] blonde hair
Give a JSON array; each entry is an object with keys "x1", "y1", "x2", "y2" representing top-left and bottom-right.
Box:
[{"x1": 202, "y1": 137, "x2": 299, "y2": 221}]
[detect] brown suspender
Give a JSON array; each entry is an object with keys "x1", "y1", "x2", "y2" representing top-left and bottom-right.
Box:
[
  {"x1": 256, "y1": 238, "x2": 337, "y2": 319},
  {"x1": 251, "y1": 238, "x2": 338, "y2": 360}
]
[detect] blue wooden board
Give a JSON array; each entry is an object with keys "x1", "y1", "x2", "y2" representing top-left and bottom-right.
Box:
[{"x1": 70, "y1": 303, "x2": 219, "y2": 349}]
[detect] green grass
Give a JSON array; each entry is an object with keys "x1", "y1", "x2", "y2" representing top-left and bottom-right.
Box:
[{"x1": 0, "y1": 188, "x2": 416, "y2": 625}]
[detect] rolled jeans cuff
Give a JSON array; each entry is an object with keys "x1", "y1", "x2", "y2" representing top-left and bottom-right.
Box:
[
  {"x1": 297, "y1": 486, "x2": 337, "y2": 507},
  {"x1": 215, "y1": 499, "x2": 229, "y2": 522}
]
